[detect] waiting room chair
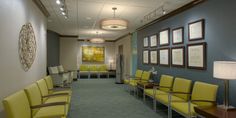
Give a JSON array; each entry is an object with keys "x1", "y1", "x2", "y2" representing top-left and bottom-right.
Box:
[
  {"x1": 44, "y1": 76, "x2": 72, "y2": 95},
  {"x1": 144, "y1": 74, "x2": 174, "y2": 110},
  {"x1": 24, "y1": 83, "x2": 70, "y2": 116},
  {"x1": 2, "y1": 90, "x2": 67, "y2": 118},
  {"x1": 48, "y1": 66, "x2": 70, "y2": 87},
  {"x1": 169, "y1": 81, "x2": 218, "y2": 118},
  {"x1": 128, "y1": 71, "x2": 151, "y2": 95}
]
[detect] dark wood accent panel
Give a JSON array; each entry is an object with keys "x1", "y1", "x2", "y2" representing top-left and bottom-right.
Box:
[{"x1": 195, "y1": 106, "x2": 236, "y2": 118}]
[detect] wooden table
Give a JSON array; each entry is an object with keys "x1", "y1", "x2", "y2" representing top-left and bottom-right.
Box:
[{"x1": 194, "y1": 106, "x2": 236, "y2": 118}]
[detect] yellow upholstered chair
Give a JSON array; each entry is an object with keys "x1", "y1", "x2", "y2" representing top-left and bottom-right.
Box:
[
  {"x1": 24, "y1": 83, "x2": 69, "y2": 116},
  {"x1": 2, "y1": 90, "x2": 67, "y2": 118},
  {"x1": 128, "y1": 71, "x2": 151, "y2": 95},
  {"x1": 144, "y1": 74, "x2": 174, "y2": 109},
  {"x1": 37, "y1": 79, "x2": 71, "y2": 102},
  {"x1": 170, "y1": 81, "x2": 218, "y2": 117},
  {"x1": 44, "y1": 76, "x2": 72, "y2": 95},
  {"x1": 97, "y1": 65, "x2": 108, "y2": 78},
  {"x1": 124, "y1": 70, "x2": 143, "y2": 84},
  {"x1": 79, "y1": 65, "x2": 90, "y2": 79}
]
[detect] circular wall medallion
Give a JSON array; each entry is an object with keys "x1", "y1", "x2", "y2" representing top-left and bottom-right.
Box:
[{"x1": 19, "y1": 23, "x2": 36, "y2": 71}]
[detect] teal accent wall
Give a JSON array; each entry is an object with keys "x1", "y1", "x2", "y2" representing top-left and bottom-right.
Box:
[
  {"x1": 137, "y1": 0, "x2": 236, "y2": 106},
  {"x1": 131, "y1": 32, "x2": 138, "y2": 75}
]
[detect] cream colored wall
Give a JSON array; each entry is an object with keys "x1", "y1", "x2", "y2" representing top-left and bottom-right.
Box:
[
  {"x1": 60, "y1": 38, "x2": 78, "y2": 70},
  {"x1": 0, "y1": 0, "x2": 47, "y2": 115},
  {"x1": 115, "y1": 35, "x2": 132, "y2": 79},
  {"x1": 77, "y1": 41, "x2": 116, "y2": 69}
]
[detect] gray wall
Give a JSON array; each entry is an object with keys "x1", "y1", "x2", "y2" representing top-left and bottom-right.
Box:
[
  {"x1": 137, "y1": 0, "x2": 236, "y2": 106},
  {"x1": 47, "y1": 30, "x2": 60, "y2": 67}
]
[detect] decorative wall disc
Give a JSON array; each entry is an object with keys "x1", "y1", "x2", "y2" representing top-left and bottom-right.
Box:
[{"x1": 19, "y1": 23, "x2": 36, "y2": 71}]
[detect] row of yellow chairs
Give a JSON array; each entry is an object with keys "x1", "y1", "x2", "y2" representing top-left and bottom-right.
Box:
[
  {"x1": 125, "y1": 70, "x2": 219, "y2": 118},
  {"x1": 2, "y1": 76, "x2": 72, "y2": 118},
  {"x1": 124, "y1": 70, "x2": 151, "y2": 95}
]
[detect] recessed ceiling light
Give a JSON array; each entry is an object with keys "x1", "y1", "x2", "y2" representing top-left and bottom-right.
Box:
[
  {"x1": 60, "y1": 7, "x2": 64, "y2": 11},
  {"x1": 56, "y1": 0, "x2": 61, "y2": 5},
  {"x1": 62, "y1": 12, "x2": 66, "y2": 15}
]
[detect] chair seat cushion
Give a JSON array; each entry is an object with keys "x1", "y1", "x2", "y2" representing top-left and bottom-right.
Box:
[
  {"x1": 144, "y1": 89, "x2": 167, "y2": 97},
  {"x1": 171, "y1": 102, "x2": 197, "y2": 116},
  {"x1": 129, "y1": 80, "x2": 138, "y2": 87},
  {"x1": 155, "y1": 94, "x2": 186, "y2": 105},
  {"x1": 33, "y1": 105, "x2": 66, "y2": 118},
  {"x1": 44, "y1": 96, "x2": 70, "y2": 104},
  {"x1": 50, "y1": 90, "x2": 72, "y2": 96}
]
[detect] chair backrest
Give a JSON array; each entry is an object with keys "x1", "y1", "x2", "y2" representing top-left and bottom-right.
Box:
[
  {"x1": 36, "y1": 79, "x2": 49, "y2": 102},
  {"x1": 141, "y1": 71, "x2": 151, "y2": 81},
  {"x1": 48, "y1": 66, "x2": 59, "y2": 74},
  {"x1": 135, "y1": 70, "x2": 143, "y2": 78},
  {"x1": 89, "y1": 65, "x2": 98, "y2": 71},
  {"x1": 159, "y1": 75, "x2": 174, "y2": 92},
  {"x1": 44, "y1": 76, "x2": 54, "y2": 90},
  {"x1": 191, "y1": 81, "x2": 218, "y2": 106},
  {"x1": 80, "y1": 65, "x2": 89, "y2": 71},
  {"x1": 98, "y1": 65, "x2": 107, "y2": 71},
  {"x1": 172, "y1": 77, "x2": 192, "y2": 101},
  {"x1": 58, "y1": 65, "x2": 65, "y2": 73},
  {"x1": 24, "y1": 83, "x2": 43, "y2": 116},
  {"x1": 2, "y1": 90, "x2": 31, "y2": 118}
]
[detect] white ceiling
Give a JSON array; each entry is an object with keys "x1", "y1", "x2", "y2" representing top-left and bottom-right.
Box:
[{"x1": 41, "y1": 0, "x2": 194, "y2": 40}]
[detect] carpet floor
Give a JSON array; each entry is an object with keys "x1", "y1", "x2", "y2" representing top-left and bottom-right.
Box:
[{"x1": 68, "y1": 79, "x2": 176, "y2": 118}]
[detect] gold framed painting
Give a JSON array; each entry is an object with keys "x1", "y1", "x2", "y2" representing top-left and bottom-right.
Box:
[{"x1": 82, "y1": 46, "x2": 105, "y2": 62}]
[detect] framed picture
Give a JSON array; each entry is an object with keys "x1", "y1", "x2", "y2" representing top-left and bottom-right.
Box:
[
  {"x1": 188, "y1": 19, "x2": 205, "y2": 41},
  {"x1": 150, "y1": 34, "x2": 158, "y2": 47},
  {"x1": 187, "y1": 42, "x2": 207, "y2": 70},
  {"x1": 143, "y1": 37, "x2": 149, "y2": 47},
  {"x1": 171, "y1": 46, "x2": 185, "y2": 67},
  {"x1": 159, "y1": 28, "x2": 170, "y2": 46},
  {"x1": 150, "y1": 50, "x2": 158, "y2": 64},
  {"x1": 172, "y1": 27, "x2": 184, "y2": 45},
  {"x1": 143, "y1": 50, "x2": 149, "y2": 64},
  {"x1": 82, "y1": 46, "x2": 105, "y2": 62},
  {"x1": 159, "y1": 48, "x2": 170, "y2": 66}
]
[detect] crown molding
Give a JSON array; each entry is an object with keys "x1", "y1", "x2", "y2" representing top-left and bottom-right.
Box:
[{"x1": 32, "y1": 0, "x2": 50, "y2": 17}]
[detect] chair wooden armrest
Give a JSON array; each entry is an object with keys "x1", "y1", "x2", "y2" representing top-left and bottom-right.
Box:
[
  {"x1": 49, "y1": 87, "x2": 71, "y2": 91},
  {"x1": 42, "y1": 93, "x2": 69, "y2": 98},
  {"x1": 31, "y1": 102, "x2": 67, "y2": 109},
  {"x1": 154, "y1": 86, "x2": 171, "y2": 89},
  {"x1": 169, "y1": 91, "x2": 191, "y2": 95},
  {"x1": 191, "y1": 100, "x2": 217, "y2": 105}
]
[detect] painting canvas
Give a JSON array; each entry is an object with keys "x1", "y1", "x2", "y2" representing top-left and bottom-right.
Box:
[{"x1": 82, "y1": 46, "x2": 105, "y2": 62}]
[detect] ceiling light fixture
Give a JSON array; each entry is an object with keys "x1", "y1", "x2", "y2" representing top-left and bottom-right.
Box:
[
  {"x1": 56, "y1": 0, "x2": 61, "y2": 5},
  {"x1": 101, "y1": 7, "x2": 128, "y2": 30},
  {"x1": 90, "y1": 31, "x2": 105, "y2": 43}
]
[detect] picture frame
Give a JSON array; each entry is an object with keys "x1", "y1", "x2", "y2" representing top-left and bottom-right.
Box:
[
  {"x1": 188, "y1": 19, "x2": 205, "y2": 41},
  {"x1": 159, "y1": 28, "x2": 170, "y2": 46},
  {"x1": 143, "y1": 50, "x2": 149, "y2": 64},
  {"x1": 150, "y1": 50, "x2": 158, "y2": 64},
  {"x1": 172, "y1": 27, "x2": 184, "y2": 45},
  {"x1": 159, "y1": 48, "x2": 170, "y2": 66},
  {"x1": 150, "y1": 34, "x2": 158, "y2": 47},
  {"x1": 171, "y1": 46, "x2": 185, "y2": 67},
  {"x1": 143, "y1": 37, "x2": 149, "y2": 48},
  {"x1": 187, "y1": 42, "x2": 207, "y2": 70}
]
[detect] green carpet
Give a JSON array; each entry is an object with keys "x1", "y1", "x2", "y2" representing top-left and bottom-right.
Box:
[{"x1": 68, "y1": 79, "x2": 168, "y2": 118}]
